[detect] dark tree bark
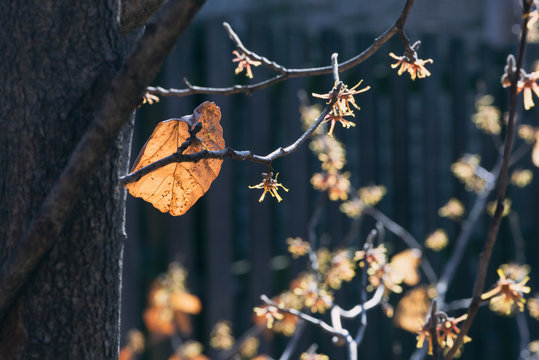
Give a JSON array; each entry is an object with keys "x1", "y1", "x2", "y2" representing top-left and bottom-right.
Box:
[{"x1": 0, "y1": 1, "x2": 137, "y2": 358}]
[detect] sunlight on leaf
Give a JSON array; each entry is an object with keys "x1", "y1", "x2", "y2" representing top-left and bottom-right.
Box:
[
  {"x1": 394, "y1": 286, "x2": 431, "y2": 333},
  {"x1": 126, "y1": 102, "x2": 225, "y2": 216}
]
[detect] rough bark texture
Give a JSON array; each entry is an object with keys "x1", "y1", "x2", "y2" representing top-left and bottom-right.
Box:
[{"x1": 0, "y1": 0, "x2": 136, "y2": 358}]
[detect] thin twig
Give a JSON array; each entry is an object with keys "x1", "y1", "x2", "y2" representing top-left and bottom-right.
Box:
[
  {"x1": 444, "y1": 1, "x2": 533, "y2": 358},
  {"x1": 147, "y1": 0, "x2": 416, "y2": 98},
  {"x1": 278, "y1": 320, "x2": 306, "y2": 360},
  {"x1": 260, "y1": 295, "x2": 348, "y2": 340},
  {"x1": 354, "y1": 230, "x2": 376, "y2": 345},
  {"x1": 307, "y1": 192, "x2": 328, "y2": 277}
]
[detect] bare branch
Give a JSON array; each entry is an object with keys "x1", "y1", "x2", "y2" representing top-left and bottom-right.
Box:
[
  {"x1": 147, "y1": 0, "x2": 416, "y2": 98},
  {"x1": 0, "y1": 0, "x2": 206, "y2": 319},
  {"x1": 120, "y1": 0, "x2": 166, "y2": 34}
]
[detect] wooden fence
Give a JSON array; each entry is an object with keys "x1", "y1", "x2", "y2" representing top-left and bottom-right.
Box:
[{"x1": 121, "y1": 17, "x2": 539, "y2": 360}]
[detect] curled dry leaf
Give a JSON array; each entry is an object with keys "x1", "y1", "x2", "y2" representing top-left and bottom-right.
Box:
[{"x1": 126, "y1": 102, "x2": 224, "y2": 216}]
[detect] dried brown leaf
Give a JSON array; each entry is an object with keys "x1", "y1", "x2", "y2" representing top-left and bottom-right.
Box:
[{"x1": 126, "y1": 102, "x2": 224, "y2": 216}]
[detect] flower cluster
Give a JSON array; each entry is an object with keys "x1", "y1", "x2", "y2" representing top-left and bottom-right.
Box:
[
  {"x1": 249, "y1": 172, "x2": 289, "y2": 202},
  {"x1": 511, "y1": 169, "x2": 533, "y2": 187},
  {"x1": 424, "y1": 229, "x2": 448, "y2": 251},
  {"x1": 311, "y1": 170, "x2": 351, "y2": 201},
  {"x1": 472, "y1": 95, "x2": 501, "y2": 135},
  {"x1": 232, "y1": 50, "x2": 261, "y2": 79},
  {"x1": 312, "y1": 81, "x2": 370, "y2": 136},
  {"x1": 438, "y1": 198, "x2": 465, "y2": 220},
  {"x1": 486, "y1": 198, "x2": 512, "y2": 217},
  {"x1": 416, "y1": 313, "x2": 470, "y2": 355},
  {"x1": 143, "y1": 263, "x2": 202, "y2": 337},
  {"x1": 119, "y1": 329, "x2": 145, "y2": 360},
  {"x1": 450, "y1": 154, "x2": 488, "y2": 193},
  {"x1": 209, "y1": 321, "x2": 235, "y2": 350},
  {"x1": 286, "y1": 237, "x2": 311, "y2": 258},
  {"x1": 169, "y1": 340, "x2": 208, "y2": 360},
  {"x1": 389, "y1": 52, "x2": 433, "y2": 80},
  {"x1": 481, "y1": 265, "x2": 531, "y2": 316}
]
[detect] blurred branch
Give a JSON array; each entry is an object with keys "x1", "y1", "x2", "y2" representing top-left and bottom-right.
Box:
[
  {"x1": 444, "y1": 1, "x2": 533, "y2": 357},
  {"x1": 435, "y1": 161, "x2": 500, "y2": 302},
  {"x1": 147, "y1": 0, "x2": 416, "y2": 98},
  {"x1": 278, "y1": 320, "x2": 306, "y2": 360},
  {"x1": 362, "y1": 206, "x2": 438, "y2": 283}
]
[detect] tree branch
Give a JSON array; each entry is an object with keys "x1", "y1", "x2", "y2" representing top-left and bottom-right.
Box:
[
  {"x1": 147, "y1": 0, "x2": 416, "y2": 98},
  {"x1": 0, "y1": 0, "x2": 206, "y2": 319},
  {"x1": 120, "y1": 82, "x2": 342, "y2": 184},
  {"x1": 444, "y1": 1, "x2": 533, "y2": 357}
]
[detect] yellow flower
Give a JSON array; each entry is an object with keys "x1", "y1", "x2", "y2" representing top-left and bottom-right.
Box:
[
  {"x1": 310, "y1": 170, "x2": 351, "y2": 201},
  {"x1": 527, "y1": 295, "x2": 539, "y2": 320},
  {"x1": 249, "y1": 172, "x2": 289, "y2": 202},
  {"x1": 141, "y1": 92, "x2": 160, "y2": 105},
  {"x1": 125, "y1": 329, "x2": 145, "y2": 354},
  {"x1": 312, "y1": 80, "x2": 370, "y2": 117},
  {"x1": 511, "y1": 169, "x2": 533, "y2": 187},
  {"x1": 339, "y1": 198, "x2": 363, "y2": 218},
  {"x1": 358, "y1": 185, "x2": 387, "y2": 206},
  {"x1": 416, "y1": 313, "x2": 470, "y2": 355},
  {"x1": 389, "y1": 52, "x2": 433, "y2": 80},
  {"x1": 517, "y1": 124, "x2": 538, "y2": 143},
  {"x1": 472, "y1": 95, "x2": 501, "y2": 135},
  {"x1": 239, "y1": 337, "x2": 259, "y2": 358},
  {"x1": 437, "y1": 314, "x2": 471, "y2": 349},
  {"x1": 530, "y1": 340, "x2": 539, "y2": 354},
  {"x1": 517, "y1": 73, "x2": 539, "y2": 110},
  {"x1": 312, "y1": 81, "x2": 370, "y2": 135},
  {"x1": 293, "y1": 277, "x2": 333, "y2": 313},
  {"x1": 232, "y1": 50, "x2": 261, "y2": 79},
  {"x1": 300, "y1": 352, "x2": 329, "y2": 360},
  {"x1": 481, "y1": 267, "x2": 531, "y2": 315},
  {"x1": 451, "y1": 154, "x2": 486, "y2": 193},
  {"x1": 487, "y1": 198, "x2": 511, "y2": 217},
  {"x1": 425, "y1": 229, "x2": 449, "y2": 251},
  {"x1": 354, "y1": 244, "x2": 387, "y2": 270},
  {"x1": 286, "y1": 237, "x2": 311, "y2": 258},
  {"x1": 438, "y1": 198, "x2": 465, "y2": 220},
  {"x1": 253, "y1": 305, "x2": 284, "y2": 329},
  {"x1": 209, "y1": 321, "x2": 234, "y2": 350},
  {"x1": 325, "y1": 249, "x2": 356, "y2": 289}
]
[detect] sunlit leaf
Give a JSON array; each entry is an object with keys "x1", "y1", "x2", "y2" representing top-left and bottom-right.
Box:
[
  {"x1": 394, "y1": 286, "x2": 431, "y2": 333},
  {"x1": 389, "y1": 248, "x2": 422, "y2": 286},
  {"x1": 126, "y1": 102, "x2": 224, "y2": 216}
]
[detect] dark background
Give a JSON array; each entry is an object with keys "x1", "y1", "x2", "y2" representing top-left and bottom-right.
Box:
[{"x1": 121, "y1": 0, "x2": 539, "y2": 358}]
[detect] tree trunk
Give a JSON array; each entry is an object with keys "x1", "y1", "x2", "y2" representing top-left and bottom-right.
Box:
[{"x1": 0, "y1": 1, "x2": 136, "y2": 358}]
